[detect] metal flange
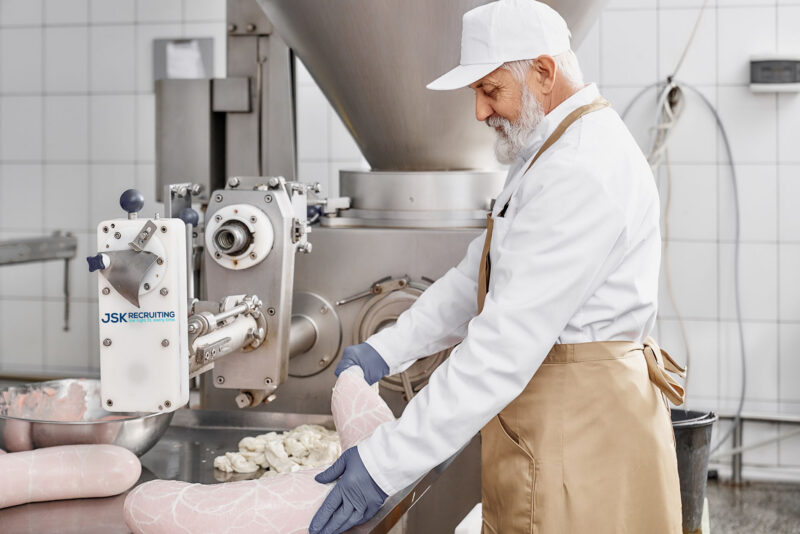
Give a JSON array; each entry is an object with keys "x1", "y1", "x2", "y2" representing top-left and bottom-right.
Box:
[{"x1": 289, "y1": 292, "x2": 342, "y2": 377}]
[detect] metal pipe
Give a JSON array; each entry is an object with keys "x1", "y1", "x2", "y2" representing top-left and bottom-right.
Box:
[
  {"x1": 289, "y1": 315, "x2": 317, "y2": 358},
  {"x1": 732, "y1": 420, "x2": 743, "y2": 485},
  {"x1": 212, "y1": 302, "x2": 251, "y2": 325}
]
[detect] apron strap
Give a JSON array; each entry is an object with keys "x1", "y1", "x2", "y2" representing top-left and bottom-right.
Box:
[
  {"x1": 642, "y1": 337, "x2": 687, "y2": 406},
  {"x1": 478, "y1": 96, "x2": 610, "y2": 313},
  {"x1": 497, "y1": 97, "x2": 610, "y2": 218}
]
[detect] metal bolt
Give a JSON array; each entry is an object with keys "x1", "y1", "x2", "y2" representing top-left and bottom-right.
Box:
[
  {"x1": 215, "y1": 215, "x2": 222, "y2": 222},
  {"x1": 216, "y1": 376, "x2": 225, "y2": 385},
  {"x1": 160, "y1": 287, "x2": 168, "y2": 296},
  {"x1": 110, "y1": 223, "x2": 115, "y2": 228},
  {"x1": 214, "y1": 251, "x2": 222, "y2": 259},
  {"x1": 156, "y1": 257, "x2": 164, "y2": 265},
  {"x1": 215, "y1": 194, "x2": 223, "y2": 202},
  {"x1": 102, "y1": 226, "x2": 109, "y2": 233},
  {"x1": 102, "y1": 287, "x2": 110, "y2": 295},
  {"x1": 267, "y1": 307, "x2": 276, "y2": 316},
  {"x1": 164, "y1": 400, "x2": 172, "y2": 408},
  {"x1": 228, "y1": 177, "x2": 240, "y2": 188},
  {"x1": 160, "y1": 226, "x2": 167, "y2": 233},
  {"x1": 106, "y1": 399, "x2": 113, "y2": 407},
  {"x1": 249, "y1": 215, "x2": 257, "y2": 223},
  {"x1": 227, "y1": 23, "x2": 237, "y2": 32},
  {"x1": 268, "y1": 177, "x2": 280, "y2": 188},
  {"x1": 319, "y1": 359, "x2": 326, "y2": 367},
  {"x1": 264, "y1": 194, "x2": 273, "y2": 203},
  {"x1": 249, "y1": 252, "x2": 257, "y2": 260},
  {"x1": 264, "y1": 377, "x2": 272, "y2": 385},
  {"x1": 144, "y1": 283, "x2": 150, "y2": 290},
  {"x1": 320, "y1": 306, "x2": 328, "y2": 314},
  {"x1": 114, "y1": 232, "x2": 121, "y2": 239},
  {"x1": 103, "y1": 338, "x2": 112, "y2": 347},
  {"x1": 246, "y1": 23, "x2": 256, "y2": 32},
  {"x1": 161, "y1": 339, "x2": 169, "y2": 347}
]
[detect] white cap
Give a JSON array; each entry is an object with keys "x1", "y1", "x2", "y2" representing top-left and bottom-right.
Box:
[{"x1": 427, "y1": 0, "x2": 572, "y2": 91}]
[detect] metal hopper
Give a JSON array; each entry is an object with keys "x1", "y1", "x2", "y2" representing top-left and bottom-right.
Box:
[{"x1": 257, "y1": 0, "x2": 608, "y2": 172}]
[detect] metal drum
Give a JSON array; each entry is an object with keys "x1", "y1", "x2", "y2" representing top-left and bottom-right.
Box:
[{"x1": 672, "y1": 409, "x2": 717, "y2": 534}]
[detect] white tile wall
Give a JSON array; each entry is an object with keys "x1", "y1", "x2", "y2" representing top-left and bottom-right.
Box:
[
  {"x1": 44, "y1": 95, "x2": 88, "y2": 161},
  {"x1": 0, "y1": 0, "x2": 42, "y2": 27},
  {"x1": 658, "y1": 8, "x2": 716, "y2": 85},
  {"x1": 600, "y1": 10, "x2": 658, "y2": 86},
  {"x1": 90, "y1": 25, "x2": 136, "y2": 92},
  {"x1": 0, "y1": 96, "x2": 43, "y2": 160},
  {"x1": 44, "y1": 27, "x2": 89, "y2": 93},
  {"x1": 0, "y1": 0, "x2": 227, "y2": 378},
  {"x1": 44, "y1": 0, "x2": 88, "y2": 26},
  {"x1": 0, "y1": 28, "x2": 43, "y2": 93}
]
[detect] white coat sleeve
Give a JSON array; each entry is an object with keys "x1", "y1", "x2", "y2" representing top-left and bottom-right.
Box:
[
  {"x1": 358, "y1": 157, "x2": 629, "y2": 495},
  {"x1": 364, "y1": 231, "x2": 485, "y2": 375}
]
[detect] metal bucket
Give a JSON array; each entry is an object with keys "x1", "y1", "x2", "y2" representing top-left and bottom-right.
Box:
[{"x1": 671, "y1": 409, "x2": 717, "y2": 534}]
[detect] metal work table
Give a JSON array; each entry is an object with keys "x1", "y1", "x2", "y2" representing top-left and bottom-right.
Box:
[{"x1": 0, "y1": 408, "x2": 459, "y2": 534}]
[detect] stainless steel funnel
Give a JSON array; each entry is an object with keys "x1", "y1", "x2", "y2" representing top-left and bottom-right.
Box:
[{"x1": 257, "y1": 0, "x2": 608, "y2": 172}]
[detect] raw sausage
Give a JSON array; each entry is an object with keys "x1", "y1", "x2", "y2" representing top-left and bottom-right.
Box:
[
  {"x1": 0, "y1": 444, "x2": 141, "y2": 509},
  {"x1": 124, "y1": 368, "x2": 395, "y2": 534}
]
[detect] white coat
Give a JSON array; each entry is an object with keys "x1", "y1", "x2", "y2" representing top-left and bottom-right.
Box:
[{"x1": 358, "y1": 83, "x2": 661, "y2": 496}]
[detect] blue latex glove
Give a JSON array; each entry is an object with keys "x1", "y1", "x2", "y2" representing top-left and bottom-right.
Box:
[
  {"x1": 309, "y1": 447, "x2": 387, "y2": 534},
  {"x1": 334, "y1": 343, "x2": 389, "y2": 385}
]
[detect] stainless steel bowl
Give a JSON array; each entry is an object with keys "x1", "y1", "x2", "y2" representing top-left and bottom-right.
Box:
[{"x1": 0, "y1": 378, "x2": 173, "y2": 456}]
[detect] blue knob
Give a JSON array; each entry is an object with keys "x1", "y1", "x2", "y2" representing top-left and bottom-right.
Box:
[
  {"x1": 178, "y1": 207, "x2": 200, "y2": 227},
  {"x1": 87, "y1": 254, "x2": 107, "y2": 272},
  {"x1": 120, "y1": 189, "x2": 145, "y2": 214}
]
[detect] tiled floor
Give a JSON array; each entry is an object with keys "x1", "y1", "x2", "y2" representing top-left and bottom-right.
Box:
[{"x1": 707, "y1": 480, "x2": 800, "y2": 533}]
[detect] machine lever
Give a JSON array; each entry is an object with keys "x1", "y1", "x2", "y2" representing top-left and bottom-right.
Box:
[{"x1": 335, "y1": 276, "x2": 410, "y2": 306}]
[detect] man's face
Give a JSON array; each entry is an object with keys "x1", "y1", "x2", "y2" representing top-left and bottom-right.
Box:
[
  {"x1": 470, "y1": 68, "x2": 523, "y2": 124},
  {"x1": 470, "y1": 67, "x2": 545, "y2": 164}
]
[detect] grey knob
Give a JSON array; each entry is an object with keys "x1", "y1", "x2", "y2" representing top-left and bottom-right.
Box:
[{"x1": 120, "y1": 189, "x2": 144, "y2": 214}]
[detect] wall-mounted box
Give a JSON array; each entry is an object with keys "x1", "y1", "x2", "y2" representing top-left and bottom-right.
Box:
[{"x1": 751, "y1": 55, "x2": 800, "y2": 93}]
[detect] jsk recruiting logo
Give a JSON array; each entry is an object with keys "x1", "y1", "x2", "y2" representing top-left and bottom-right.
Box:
[{"x1": 102, "y1": 311, "x2": 176, "y2": 324}]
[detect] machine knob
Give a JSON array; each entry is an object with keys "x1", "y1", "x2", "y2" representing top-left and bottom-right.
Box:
[
  {"x1": 120, "y1": 189, "x2": 145, "y2": 215},
  {"x1": 178, "y1": 207, "x2": 200, "y2": 227},
  {"x1": 87, "y1": 253, "x2": 108, "y2": 272}
]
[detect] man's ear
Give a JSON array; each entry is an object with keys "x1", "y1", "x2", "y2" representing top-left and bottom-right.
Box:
[{"x1": 531, "y1": 55, "x2": 557, "y2": 95}]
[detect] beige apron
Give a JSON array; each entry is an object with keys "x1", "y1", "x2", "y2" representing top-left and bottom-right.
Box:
[{"x1": 478, "y1": 99, "x2": 686, "y2": 534}]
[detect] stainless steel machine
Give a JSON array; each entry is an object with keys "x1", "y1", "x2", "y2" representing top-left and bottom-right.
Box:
[{"x1": 87, "y1": 1, "x2": 607, "y2": 531}]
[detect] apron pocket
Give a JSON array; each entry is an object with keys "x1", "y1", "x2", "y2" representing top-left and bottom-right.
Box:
[{"x1": 481, "y1": 415, "x2": 536, "y2": 534}]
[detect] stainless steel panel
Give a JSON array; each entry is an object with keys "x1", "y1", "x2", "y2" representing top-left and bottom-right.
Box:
[
  {"x1": 256, "y1": 0, "x2": 608, "y2": 171},
  {"x1": 155, "y1": 79, "x2": 223, "y2": 203},
  {"x1": 224, "y1": 34, "x2": 296, "y2": 180},
  {"x1": 213, "y1": 77, "x2": 251, "y2": 112},
  {"x1": 202, "y1": 226, "x2": 479, "y2": 413},
  {"x1": 227, "y1": 0, "x2": 274, "y2": 36},
  {"x1": 202, "y1": 186, "x2": 296, "y2": 391}
]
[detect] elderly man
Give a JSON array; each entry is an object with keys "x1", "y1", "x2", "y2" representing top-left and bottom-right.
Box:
[{"x1": 310, "y1": 1, "x2": 686, "y2": 533}]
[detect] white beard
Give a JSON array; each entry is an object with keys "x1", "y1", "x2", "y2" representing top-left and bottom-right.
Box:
[{"x1": 487, "y1": 87, "x2": 545, "y2": 164}]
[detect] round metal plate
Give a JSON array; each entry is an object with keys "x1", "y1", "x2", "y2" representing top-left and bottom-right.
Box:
[
  {"x1": 204, "y1": 204, "x2": 274, "y2": 270},
  {"x1": 354, "y1": 286, "x2": 450, "y2": 395},
  {"x1": 289, "y1": 292, "x2": 342, "y2": 377}
]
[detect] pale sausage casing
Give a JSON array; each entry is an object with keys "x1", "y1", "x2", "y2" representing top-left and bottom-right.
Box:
[{"x1": 0, "y1": 444, "x2": 141, "y2": 509}]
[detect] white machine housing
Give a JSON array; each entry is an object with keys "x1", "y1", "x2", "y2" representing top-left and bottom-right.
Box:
[{"x1": 97, "y1": 217, "x2": 189, "y2": 413}]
